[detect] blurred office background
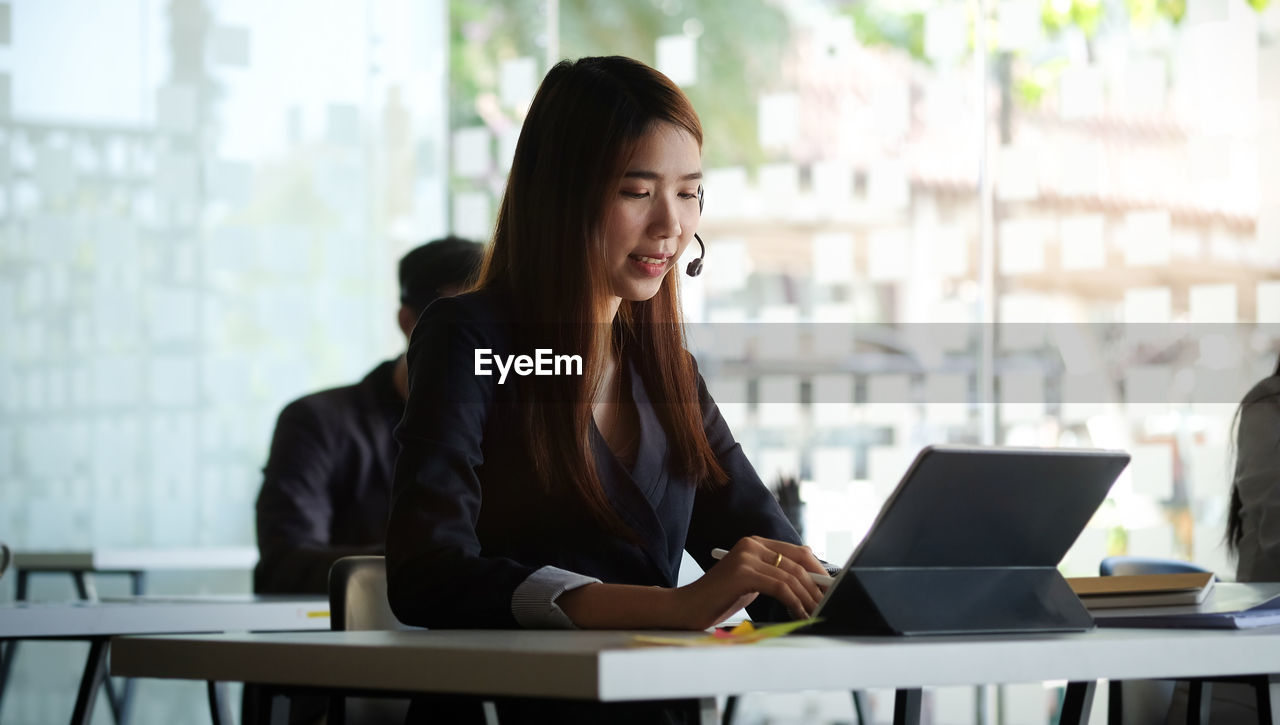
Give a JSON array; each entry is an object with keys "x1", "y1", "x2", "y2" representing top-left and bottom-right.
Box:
[{"x1": 1, "y1": 0, "x2": 1277, "y2": 722}]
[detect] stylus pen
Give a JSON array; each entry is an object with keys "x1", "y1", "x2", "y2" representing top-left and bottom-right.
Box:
[{"x1": 710, "y1": 548, "x2": 835, "y2": 587}]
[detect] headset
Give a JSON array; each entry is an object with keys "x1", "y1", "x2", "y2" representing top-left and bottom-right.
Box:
[{"x1": 686, "y1": 184, "x2": 706, "y2": 277}]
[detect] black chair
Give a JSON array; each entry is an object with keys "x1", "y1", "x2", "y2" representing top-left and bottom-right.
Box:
[{"x1": 1099, "y1": 556, "x2": 1271, "y2": 724}]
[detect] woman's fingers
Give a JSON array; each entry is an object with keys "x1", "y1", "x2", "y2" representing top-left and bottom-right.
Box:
[{"x1": 742, "y1": 553, "x2": 820, "y2": 618}]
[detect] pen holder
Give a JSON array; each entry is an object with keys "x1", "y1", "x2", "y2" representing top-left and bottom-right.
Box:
[{"x1": 808, "y1": 566, "x2": 1094, "y2": 636}]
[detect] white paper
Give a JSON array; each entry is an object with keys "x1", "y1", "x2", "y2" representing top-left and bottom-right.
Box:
[
  {"x1": 997, "y1": 145, "x2": 1039, "y2": 201},
  {"x1": 212, "y1": 25, "x2": 250, "y2": 67},
  {"x1": 758, "y1": 93, "x2": 798, "y2": 149},
  {"x1": 1059, "y1": 214, "x2": 1106, "y2": 270},
  {"x1": 452, "y1": 126, "x2": 492, "y2": 178},
  {"x1": 1188, "y1": 283, "x2": 1237, "y2": 323},
  {"x1": 704, "y1": 238, "x2": 750, "y2": 293},
  {"x1": 999, "y1": 217, "x2": 1048, "y2": 274},
  {"x1": 1121, "y1": 210, "x2": 1172, "y2": 267},
  {"x1": 1123, "y1": 287, "x2": 1172, "y2": 323},
  {"x1": 757, "y1": 162, "x2": 799, "y2": 218},
  {"x1": 452, "y1": 191, "x2": 492, "y2": 241},
  {"x1": 868, "y1": 229, "x2": 908, "y2": 281},
  {"x1": 811, "y1": 160, "x2": 854, "y2": 217},
  {"x1": 1057, "y1": 139, "x2": 1104, "y2": 196},
  {"x1": 997, "y1": 0, "x2": 1043, "y2": 52},
  {"x1": 702, "y1": 167, "x2": 749, "y2": 220},
  {"x1": 812, "y1": 232, "x2": 854, "y2": 284},
  {"x1": 1257, "y1": 281, "x2": 1280, "y2": 323},
  {"x1": 1117, "y1": 58, "x2": 1166, "y2": 115},
  {"x1": 866, "y1": 160, "x2": 910, "y2": 210},
  {"x1": 499, "y1": 56, "x2": 538, "y2": 108},
  {"x1": 924, "y1": 5, "x2": 967, "y2": 63},
  {"x1": 655, "y1": 35, "x2": 697, "y2": 86},
  {"x1": 1186, "y1": 0, "x2": 1228, "y2": 24},
  {"x1": 1060, "y1": 66, "x2": 1104, "y2": 119}
]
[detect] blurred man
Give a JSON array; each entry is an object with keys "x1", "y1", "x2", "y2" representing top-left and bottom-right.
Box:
[{"x1": 254, "y1": 236, "x2": 485, "y2": 594}]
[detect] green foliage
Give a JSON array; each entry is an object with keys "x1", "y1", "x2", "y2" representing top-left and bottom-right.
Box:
[
  {"x1": 1041, "y1": 0, "x2": 1104, "y2": 38},
  {"x1": 845, "y1": 3, "x2": 927, "y2": 62},
  {"x1": 449, "y1": 0, "x2": 791, "y2": 169}
]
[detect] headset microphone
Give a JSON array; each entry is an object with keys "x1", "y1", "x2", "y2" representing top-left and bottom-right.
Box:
[
  {"x1": 685, "y1": 234, "x2": 705, "y2": 277},
  {"x1": 685, "y1": 185, "x2": 706, "y2": 277}
]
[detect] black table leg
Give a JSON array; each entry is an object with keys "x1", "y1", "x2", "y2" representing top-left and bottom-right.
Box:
[
  {"x1": 72, "y1": 572, "x2": 98, "y2": 602},
  {"x1": 894, "y1": 688, "x2": 922, "y2": 725},
  {"x1": 852, "y1": 690, "x2": 869, "y2": 725},
  {"x1": 207, "y1": 681, "x2": 232, "y2": 725},
  {"x1": 1060, "y1": 681, "x2": 1096, "y2": 725},
  {"x1": 721, "y1": 694, "x2": 738, "y2": 725},
  {"x1": 0, "y1": 570, "x2": 32, "y2": 718},
  {"x1": 71, "y1": 638, "x2": 110, "y2": 725},
  {"x1": 1186, "y1": 680, "x2": 1211, "y2": 725}
]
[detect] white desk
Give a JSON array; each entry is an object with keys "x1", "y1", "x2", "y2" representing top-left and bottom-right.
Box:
[
  {"x1": 10, "y1": 547, "x2": 259, "y2": 598},
  {"x1": 2, "y1": 546, "x2": 262, "y2": 724},
  {"x1": 112, "y1": 626, "x2": 1280, "y2": 724},
  {"x1": 0, "y1": 596, "x2": 326, "y2": 725}
]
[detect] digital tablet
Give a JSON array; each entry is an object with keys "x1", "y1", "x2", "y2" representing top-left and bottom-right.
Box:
[{"x1": 813, "y1": 444, "x2": 1130, "y2": 621}]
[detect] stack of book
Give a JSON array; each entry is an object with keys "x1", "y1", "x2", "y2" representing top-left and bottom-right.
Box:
[{"x1": 1067, "y1": 572, "x2": 1216, "y2": 609}]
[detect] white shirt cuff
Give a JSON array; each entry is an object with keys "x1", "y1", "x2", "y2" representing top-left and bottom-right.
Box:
[{"x1": 511, "y1": 565, "x2": 602, "y2": 629}]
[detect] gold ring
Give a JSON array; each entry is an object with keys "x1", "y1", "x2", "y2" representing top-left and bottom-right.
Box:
[{"x1": 772, "y1": 551, "x2": 783, "y2": 567}]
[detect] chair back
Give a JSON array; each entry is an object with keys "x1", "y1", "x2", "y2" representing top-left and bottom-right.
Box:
[
  {"x1": 1099, "y1": 556, "x2": 1211, "y2": 577},
  {"x1": 328, "y1": 556, "x2": 412, "y2": 633},
  {"x1": 327, "y1": 556, "x2": 414, "y2": 725}
]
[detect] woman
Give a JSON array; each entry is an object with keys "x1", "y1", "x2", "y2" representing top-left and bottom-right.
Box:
[
  {"x1": 385, "y1": 57, "x2": 825, "y2": 722},
  {"x1": 1227, "y1": 353, "x2": 1280, "y2": 582}
]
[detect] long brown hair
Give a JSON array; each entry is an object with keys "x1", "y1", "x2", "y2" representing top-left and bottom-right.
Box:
[
  {"x1": 475, "y1": 56, "x2": 727, "y2": 534},
  {"x1": 1226, "y1": 353, "x2": 1280, "y2": 554}
]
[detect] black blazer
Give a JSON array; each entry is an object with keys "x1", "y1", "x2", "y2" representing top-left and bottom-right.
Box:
[
  {"x1": 255, "y1": 360, "x2": 402, "y2": 594},
  {"x1": 386, "y1": 289, "x2": 802, "y2": 628}
]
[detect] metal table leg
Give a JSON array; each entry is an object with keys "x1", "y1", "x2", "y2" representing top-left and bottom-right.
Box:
[
  {"x1": 71, "y1": 638, "x2": 110, "y2": 725},
  {"x1": 1060, "y1": 681, "x2": 1096, "y2": 725},
  {"x1": 894, "y1": 688, "x2": 922, "y2": 725}
]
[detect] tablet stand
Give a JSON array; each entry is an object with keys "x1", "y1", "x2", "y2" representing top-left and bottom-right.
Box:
[{"x1": 809, "y1": 566, "x2": 1094, "y2": 636}]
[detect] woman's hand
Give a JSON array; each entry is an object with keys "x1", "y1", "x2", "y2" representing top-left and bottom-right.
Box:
[{"x1": 669, "y1": 536, "x2": 828, "y2": 630}]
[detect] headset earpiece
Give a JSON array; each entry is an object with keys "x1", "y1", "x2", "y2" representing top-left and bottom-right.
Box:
[{"x1": 687, "y1": 185, "x2": 706, "y2": 277}]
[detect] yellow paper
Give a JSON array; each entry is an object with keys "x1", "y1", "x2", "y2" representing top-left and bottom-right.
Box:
[{"x1": 631, "y1": 619, "x2": 819, "y2": 647}]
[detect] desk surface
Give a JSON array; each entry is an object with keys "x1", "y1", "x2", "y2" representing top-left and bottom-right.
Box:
[
  {"x1": 12, "y1": 547, "x2": 259, "y2": 572},
  {"x1": 112, "y1": 625, "x2": 1280, "y2": 702},
  {"x1": 0, "y1": 595, "x2": 329, "y2": 638}
]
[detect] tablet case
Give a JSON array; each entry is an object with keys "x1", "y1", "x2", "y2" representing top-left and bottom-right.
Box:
[{"x1": 810, "y1": 445, "x2": 1130, "y2": 636}]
